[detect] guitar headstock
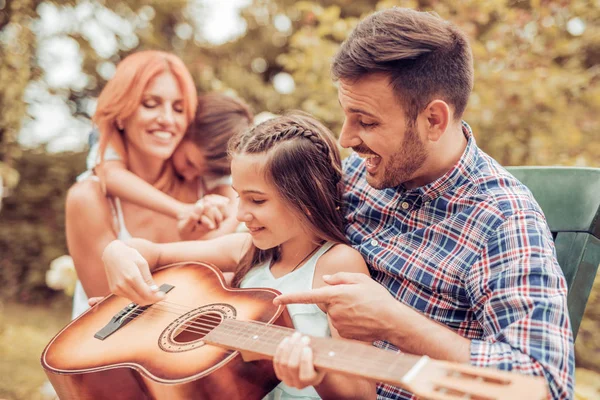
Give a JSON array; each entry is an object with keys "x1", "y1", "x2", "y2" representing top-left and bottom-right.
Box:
[{"x1": 401, "y1": 357, "x2": 548, "y2": 400}]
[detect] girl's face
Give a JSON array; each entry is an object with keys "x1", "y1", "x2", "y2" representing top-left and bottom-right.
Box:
[
  {"x1": 231, "y1": 153, "x2": 310, "y2": 250},
  {"x1": 172, "y1": 139, "x2": 206, "y2": 182},
  {"x1": 122, "y1": 71, "x2": 188, "y2": 161}
]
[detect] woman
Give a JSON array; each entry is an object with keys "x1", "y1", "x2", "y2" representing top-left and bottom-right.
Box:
[{"x1": 66, "y1": 51, "x2": 236, "y2": 314}]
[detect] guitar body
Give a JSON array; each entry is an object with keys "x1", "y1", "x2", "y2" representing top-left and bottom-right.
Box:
[{"x1": 41, "y1": 262, "x2": 289, "y2": 400}]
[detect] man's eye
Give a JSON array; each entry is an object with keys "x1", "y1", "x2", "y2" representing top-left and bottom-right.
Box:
[
  {"x1": 359, "y1": 120, "x2": 376, "y2": 128},
  {"x1": 174, "y1": 103, "x2": 184, "y2": 113}
]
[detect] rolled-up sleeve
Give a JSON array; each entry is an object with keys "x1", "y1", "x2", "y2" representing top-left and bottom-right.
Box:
[{"x1": 467, "y1": 210, "x2": 574, "y2": 399}]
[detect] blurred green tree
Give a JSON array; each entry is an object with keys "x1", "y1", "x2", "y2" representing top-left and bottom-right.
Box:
[
  {"x1": 0, "y1": 0, "x2": 37, "y2": 191},
  {"x1": 213, "y1": 0, "x2": 599, "y2": 166}
]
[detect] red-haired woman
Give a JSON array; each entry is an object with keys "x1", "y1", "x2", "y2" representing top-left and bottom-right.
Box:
[{"x1": 66, "y1": 51, "x2": 238, "y2": 317}]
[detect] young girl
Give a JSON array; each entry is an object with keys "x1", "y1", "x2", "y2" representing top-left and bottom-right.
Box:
[
  {"x1": 170, "y1": 92, "x2": 254, "y2": 239},
  {"x1": 101, "y1": 113, "x2": 375, "y2": 400}
]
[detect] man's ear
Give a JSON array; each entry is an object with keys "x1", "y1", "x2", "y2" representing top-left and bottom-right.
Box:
[{"x1": 422, "y1": 100, "x2": 451, "y2": 142}]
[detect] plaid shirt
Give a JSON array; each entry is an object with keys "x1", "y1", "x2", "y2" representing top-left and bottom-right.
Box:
[{"x1": 342, "y1": 122, "x2": 574, "y2": 400}]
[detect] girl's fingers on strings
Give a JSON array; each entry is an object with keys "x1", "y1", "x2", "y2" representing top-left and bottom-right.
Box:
[
  {"x1": 129, "y1": 274, "x2": 163, "y2": 305},
  {"x1": 299, "y1": 345, "x2": 321, "y2": 385},
  {"x1": 287, "y1": 333, "x2": 305, "y2": 388},
  {"x1": 273, "y1": 336, "x2": 290, "y2": 381}
]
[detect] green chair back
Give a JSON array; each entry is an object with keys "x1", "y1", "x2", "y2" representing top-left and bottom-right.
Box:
[{"x1": 506, "y1": 166, "x2": 600, "y2": 339}]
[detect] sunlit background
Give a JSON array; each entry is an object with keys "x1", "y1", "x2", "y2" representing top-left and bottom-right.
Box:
[{"x1": 0, "y1": 0, "x2": 599, "y2": 399}]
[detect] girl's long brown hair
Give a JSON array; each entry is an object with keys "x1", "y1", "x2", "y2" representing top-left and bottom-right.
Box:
[{"x1": 228, "y1": 112, "x2": 347, "y2": 288}]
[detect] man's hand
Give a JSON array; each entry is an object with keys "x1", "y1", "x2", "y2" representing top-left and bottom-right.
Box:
[
  {"x1": 274, "y1": 272, "x2": 404, "y2": 342},
  {"x1": 275, "y1": 272, "x2": 472, "y2": 362},
  {"x1": 101, "y1": 240, "x2": 165, "y2": 305}
]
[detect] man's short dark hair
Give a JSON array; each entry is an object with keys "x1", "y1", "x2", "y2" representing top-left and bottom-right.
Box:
[{"x1": 332, "y1": 8, "x2": 474, "y2": 122}]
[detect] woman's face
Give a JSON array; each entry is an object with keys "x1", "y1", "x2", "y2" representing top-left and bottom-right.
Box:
[
  {"x1": 172, "y1": 139, "x2": 206, "y2": 182},
  {"x1": 122, "y1": 71, "x2": 188, "y2": 161}
]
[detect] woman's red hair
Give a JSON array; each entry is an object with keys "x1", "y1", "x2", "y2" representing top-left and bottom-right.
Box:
[{"x1": 93, "y1": 50, "x2": 198, "y2": 168}]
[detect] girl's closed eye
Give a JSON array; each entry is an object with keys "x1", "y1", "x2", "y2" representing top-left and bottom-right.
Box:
[{"x1": 251, "y1": 198, "x2": 266, "y2": 205}]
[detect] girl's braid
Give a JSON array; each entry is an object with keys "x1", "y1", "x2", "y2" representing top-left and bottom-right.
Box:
[
  {"x1": 269, "y1": 123, "x2": 341, "y2": 183},
  {"x1": 273, "y1": 123, "x2": 330, "y2": 159}
]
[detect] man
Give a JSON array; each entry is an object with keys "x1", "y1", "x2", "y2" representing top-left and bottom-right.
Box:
[{"x1": 274, "y1": 7, "x2": 574, "y2": 400}]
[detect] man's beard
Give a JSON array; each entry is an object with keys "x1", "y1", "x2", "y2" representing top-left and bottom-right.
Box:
[{"x1": 369, "y1": 125, "x2": 427, "y2": 190}]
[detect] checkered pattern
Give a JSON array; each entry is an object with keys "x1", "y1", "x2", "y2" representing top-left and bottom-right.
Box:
[{"x1": 342, "y1": 122, "x2": 574, "y2": 400}]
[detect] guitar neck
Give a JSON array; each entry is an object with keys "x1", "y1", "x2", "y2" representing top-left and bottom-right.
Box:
[
  {"x1": 203, "y1": 318, "x2": 548, "y2": 400},
  {"x1": 204, "y1": 318, "x2": 417, "y2": 386}
]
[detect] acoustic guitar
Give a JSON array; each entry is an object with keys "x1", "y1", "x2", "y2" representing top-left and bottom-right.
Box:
[{"x1": 41, "y1": 262, "x2": 547, "y2": 400}]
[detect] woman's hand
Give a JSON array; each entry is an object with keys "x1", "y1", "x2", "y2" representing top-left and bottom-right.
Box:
[
  {"x1": 101, "y1": 240, "x2": 165, "y2": 305},
  {"x1": 273, "y1": 332, "x2": 326, "y2": 389}
]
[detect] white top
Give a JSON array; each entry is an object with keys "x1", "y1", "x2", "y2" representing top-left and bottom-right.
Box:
[{"x1": 240, "y1": 241, "x2": 336, "y2": 400}]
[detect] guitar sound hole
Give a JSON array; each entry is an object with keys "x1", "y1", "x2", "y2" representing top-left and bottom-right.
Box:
[{"x1": 173, "y1": 312, "x2": 223, "y2": 344}]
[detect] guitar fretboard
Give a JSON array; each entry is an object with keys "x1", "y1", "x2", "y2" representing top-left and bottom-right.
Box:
[{"x1": 203, "y1": 318, "x2": 423, "y2": 387}]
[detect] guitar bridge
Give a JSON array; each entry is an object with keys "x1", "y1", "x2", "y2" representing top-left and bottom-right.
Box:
[{"x1": 94, "y1": 283, "x2": 174, "y2": 340}]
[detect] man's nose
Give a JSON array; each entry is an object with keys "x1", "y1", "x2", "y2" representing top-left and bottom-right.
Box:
[{"x1": 338, "y1": 120, "x2": 361, "y2": 149}]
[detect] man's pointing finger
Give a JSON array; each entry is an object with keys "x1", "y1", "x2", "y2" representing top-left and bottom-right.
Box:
[{"x1": 273, "y1": 286, "x2": 337, "y2": 306}]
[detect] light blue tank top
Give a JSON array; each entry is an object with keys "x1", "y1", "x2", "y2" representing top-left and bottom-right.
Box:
[{"x1": 240, "y1": 241, "x2": 336, "y2": 400}]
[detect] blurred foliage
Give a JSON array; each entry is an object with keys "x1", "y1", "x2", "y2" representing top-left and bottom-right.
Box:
[
  {"x1": 0, "y1": 0, "x2": 36, "y2": 188},
  {"x1": 576, "y1": 269, "x2": 600, "y2": 371},
  {"x1": 0, "y1": 149, "x2": 85, "y2": 302}
]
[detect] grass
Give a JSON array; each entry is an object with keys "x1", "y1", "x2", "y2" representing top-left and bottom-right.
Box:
[{"x1": 0, "y1": 298, "x2": 71, "y2": 400}]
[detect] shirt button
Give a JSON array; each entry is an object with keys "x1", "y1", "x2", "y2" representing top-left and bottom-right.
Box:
[
  {"x1": 401, "y1": 201, "x2": 410, "y2": 210},
  {"x1": 370, "y1": 239, "x2": 379, "y2": 247}
]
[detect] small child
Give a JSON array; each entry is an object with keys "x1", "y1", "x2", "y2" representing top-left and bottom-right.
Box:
[
  {"x1": 80, "y1": 93, "x2": 254, "y2": 240},
  {"x1": 102, "y1": 112, "x2": 376, "y2": 400}
]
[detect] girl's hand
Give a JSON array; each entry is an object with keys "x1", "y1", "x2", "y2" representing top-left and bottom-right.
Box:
[
  {"x1": 273, "y1": 332, "x2": 326, "y2": 389},
  {"x1": 177, "y1": 202, "x2": 212, "y2": 240},
  {"x1": 101, "y1": 240, "x2": 164, "y2": 305},
  {"x1": 177, "y1": 196, "x2": 231, "y2": 240}
]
